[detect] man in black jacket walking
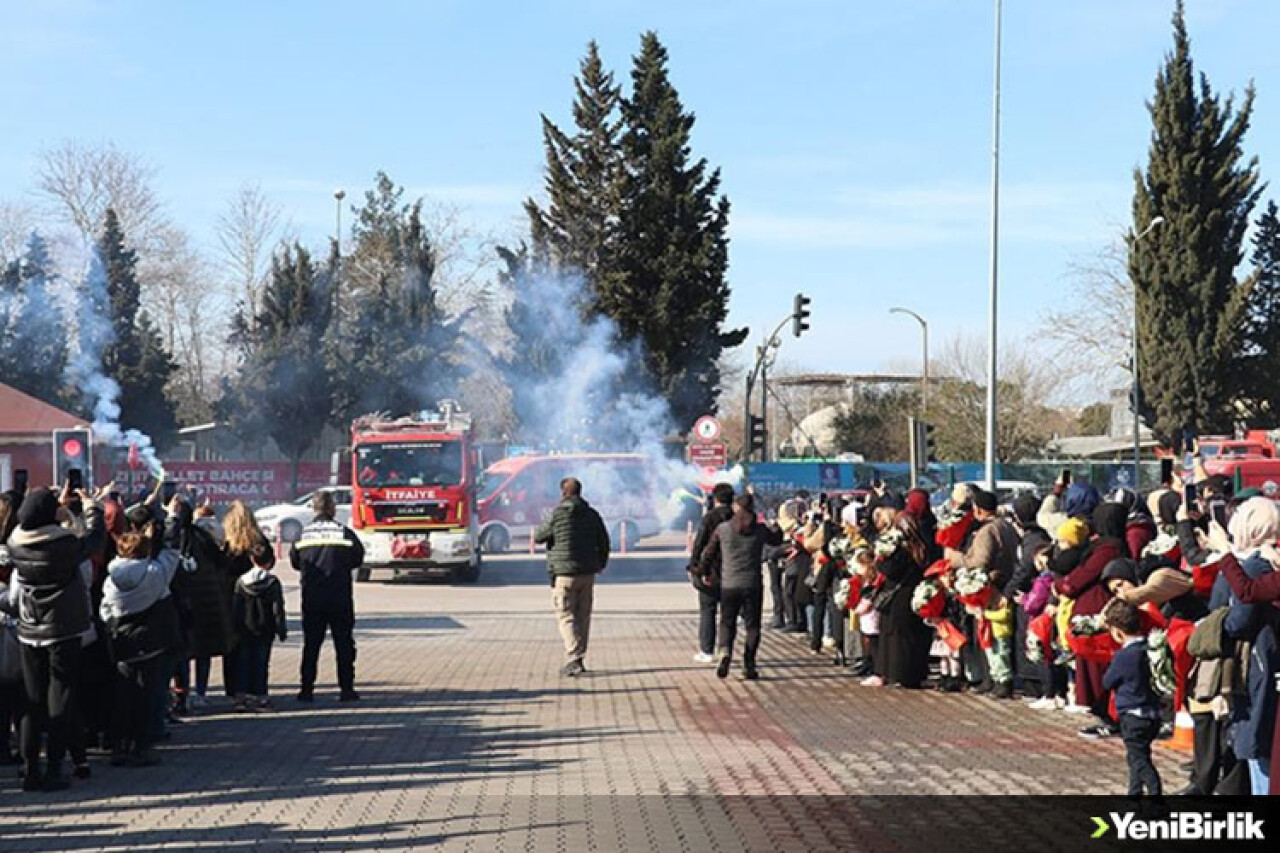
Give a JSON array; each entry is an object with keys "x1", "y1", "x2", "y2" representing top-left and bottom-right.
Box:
[
  {"x1": 699, "y1": 494, "x2": 783, "y2": 680},
  {"x1": 534, "y1": 478, "x2": 610, "y2": 677},
  {"x1": 689, "y1": 484, "x2": 734, "y2": 664},
  {"x1": 289, "y1": 491, "x2": 365, "y2": 702}
]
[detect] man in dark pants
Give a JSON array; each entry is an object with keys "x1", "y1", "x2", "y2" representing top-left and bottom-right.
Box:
[
  {"x1": 699, "y1": 494, "x2": 783, "y2": 679},
  {"x1": 688, "y1": 484, "x2": 734, "y2": 663},
  {"x1": 290, "y1": 491, "x2": 365, "y2": 702},
  {"x1": 764, "y1": 543, "x2": 787, "y2": 629}
]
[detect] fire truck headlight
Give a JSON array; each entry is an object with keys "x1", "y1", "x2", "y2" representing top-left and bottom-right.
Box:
[{"x1": 451, "y1": 540, "x2": 473, "y2": 556}]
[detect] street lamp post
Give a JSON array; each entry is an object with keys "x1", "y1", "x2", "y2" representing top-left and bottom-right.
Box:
[
  {"x1": 890, "y1": 308, "x2": 929, "y2": 415},
  {"x1": 334, "y1": 189, "x2": 346, "y2": 258},
  {"x1": 1130, "y1": 215, "x2": 1165, "y2": 488},
  {"x1": 984, "y1": 0, "x2": 1003, "y2": 492}
]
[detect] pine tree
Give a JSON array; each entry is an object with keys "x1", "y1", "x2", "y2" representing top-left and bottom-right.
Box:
[
  {"x1": 605, "y1": 31, "x2": 747, "y2": 430},
  {"x1": 328, "y1": 173, "x2": 466, "y2": 422},
  {"x1": 1238, "y1": 201, "x2": 1280, "y2": 419},
  {"x1": 1130, "y1": 0, "x2": 1262, "y2": 441},
  {"x1": 98, "y1": 209, "x2": 179, "y2": 449},
  {"x1": 0, "y1": 233, "x2": 69, "y2": 405},
  {"x1": 221, "y1": 244, "x2": 332, "y2": 495},
  {"x1": 524, "y1": 41, "x2": 622, "y2": 289}
]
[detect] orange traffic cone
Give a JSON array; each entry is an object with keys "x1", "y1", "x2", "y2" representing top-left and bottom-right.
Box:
[{"x1": 1161, "y1": 710, "x2": 1195, "y2": 752}]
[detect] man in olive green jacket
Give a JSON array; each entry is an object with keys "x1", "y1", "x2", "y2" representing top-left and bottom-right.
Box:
[{"x1": 534, "y1": 478, "x2": 611, "y2": 676}]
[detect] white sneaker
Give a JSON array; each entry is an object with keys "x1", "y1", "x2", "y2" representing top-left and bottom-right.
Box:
[
  {"x1": 1054, "y1": 697, "x2": 1067, "y2": 710},
  {"x1": 1027, "y1": 697, "x2": 1057, "y2": 711},
  {"x1": 1063, "y1": 702, "x2": 1091, "y2": 714},
  {"x1": 822, "y1": 636, "x2": 836, "y2": 649},
  {"x1": 693, "y1": 652, "x2": 715, "y2": 664}
]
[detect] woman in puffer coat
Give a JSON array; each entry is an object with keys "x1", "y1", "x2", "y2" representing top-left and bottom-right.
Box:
[
  {"x1": 169, "y1": 500, "x2": 231, "y2": 710},
  {"x1": 100, "y1": 520, "x2": 182, "y2": 767}
]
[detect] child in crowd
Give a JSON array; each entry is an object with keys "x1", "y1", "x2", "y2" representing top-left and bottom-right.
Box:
[
  {"x1": 232, "y1": 543, "x2": 287, "y2": 712},
  {"x1": 1101, "y1": 599, "x2": 1163, "y2": 801}
]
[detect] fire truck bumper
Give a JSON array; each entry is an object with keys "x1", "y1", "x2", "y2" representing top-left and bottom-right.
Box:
[{"x1": 358, "y1": 529, "x2": 476, "y2": 575}]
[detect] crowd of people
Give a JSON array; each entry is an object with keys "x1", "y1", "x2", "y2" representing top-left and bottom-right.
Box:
[
  {"x1": 0, "y1": 479, "x2": 362, "y2": 794},
  {"x1": 691, "y1": 474, "x2": 1280, "y2": 800}
]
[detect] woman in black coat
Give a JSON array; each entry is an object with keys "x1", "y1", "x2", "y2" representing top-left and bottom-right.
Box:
[{"x1": 875, "y1": 512, "x2": 933, "y2": 689}]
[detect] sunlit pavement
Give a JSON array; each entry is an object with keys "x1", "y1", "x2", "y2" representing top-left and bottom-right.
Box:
[{"x1": 2, "y1": 535, "x2": 1186, "y2": 852}]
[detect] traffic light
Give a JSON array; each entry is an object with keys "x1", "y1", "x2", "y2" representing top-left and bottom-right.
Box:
[
  {"x1": 792, "y1": 293, "x2": 811, "y2": 338},
  {"x1": 747, "y1": 415, "x2": 766, "y2": 457},
  {"x1": 919, "y1": 420, "x2": 937, "y2": 464},
  {"x1": 52, "y1": 428, "x2": 93, "y2": 488}
]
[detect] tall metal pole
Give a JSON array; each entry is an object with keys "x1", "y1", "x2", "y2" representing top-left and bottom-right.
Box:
[
  {"x1": 334, "y1": 189, "x2": 345, "y2": 258},
  {"x1": 983, "y1": 0, "x2": 1003, "y2": 492},
  {"x1": 760, "y1": 340, "x2": 769, "y2": 462},
  {"x1": 1130, "y1": 216, "x2": 1164, "y2": 489}
]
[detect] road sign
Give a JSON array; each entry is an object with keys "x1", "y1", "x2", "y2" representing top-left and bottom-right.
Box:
[
  {"x1": 692, "y1": 416, "x2": 722, "y2": 443},
  {"x1": 688, "y1": 441, "x2": 728, "y2": 468}
]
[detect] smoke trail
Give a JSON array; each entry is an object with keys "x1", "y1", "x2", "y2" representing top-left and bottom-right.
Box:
[
  {"x1": 497, "y1": 264, "x2": 738, "y2": 524},
  {"x1": 65, "y1": 251, "x2": 165, "y2": 479}
]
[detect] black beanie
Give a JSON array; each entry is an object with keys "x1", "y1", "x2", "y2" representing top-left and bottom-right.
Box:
[
  {"x1": 17, "y1": 488, "x2": 59, "y2": 531},
  {"x1": 1101, "y1": 558, "x2": 1139, "y2": 586},
  {"x1": 972, "y1": 489, "x2": 998, "y2": 512}
]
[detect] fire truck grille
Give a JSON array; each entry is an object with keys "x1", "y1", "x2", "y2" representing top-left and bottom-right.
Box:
[{"x1": 373, "y1": 503, "x2": 450, "y2": 523}]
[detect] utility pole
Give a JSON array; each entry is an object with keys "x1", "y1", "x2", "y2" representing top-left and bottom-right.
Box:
[{"x1": 983, "y1": 0, "x2": 1003, "y2": 492}]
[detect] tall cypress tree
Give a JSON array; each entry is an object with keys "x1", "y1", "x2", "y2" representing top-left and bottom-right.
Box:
[
  {"x1": 1238, "y1": 201, "x2": 1280, "y2": 419},
  {"x1": 98, "y1": 209, "x2": 179, "y2": 448},
  {"x1": 1130, "y1": 0, "x2": 1262, "y2": 441},
  {"x1": 221, "y1": 244, "x2": 332, "y2": 494},
  {"x1": 0, "y1": 233, "x2": 69, "y2": 406},
  {"x1": 605, "y1": 31, "x2": 746, "y2": 429},
  {"x1": 524, "y1": 41, "x2": 622, "y2": 290}
]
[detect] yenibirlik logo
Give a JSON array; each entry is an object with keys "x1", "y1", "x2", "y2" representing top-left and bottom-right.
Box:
[{"x1": 1091, "y1": 811, "x2": 1265, "y2": 842}]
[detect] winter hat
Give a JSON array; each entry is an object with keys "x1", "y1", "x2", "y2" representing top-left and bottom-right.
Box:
[
  {"x1": 1101, "y1": 557, "x2": 1139, "y2": 586},
  {"x1": 1062, "y1": 482, "x2": 1102, "y2": 520},
  {"x1": 1012, "y1": 493, "x2": 1042, "y2": 526},
  {"x1": 1055, "y1": 518, "x2": 1089, "y2": 549},
  {"x1": 17, "y1": 488, "x2": 59, "y2": 531},
  {"x1": 971, "y1": 489, "x2": 997, "y2": 513}
]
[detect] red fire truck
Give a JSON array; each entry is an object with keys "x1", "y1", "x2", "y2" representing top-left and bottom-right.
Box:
[{"x1": 346, "y1": 403, "x2": 481, "y2": 582}]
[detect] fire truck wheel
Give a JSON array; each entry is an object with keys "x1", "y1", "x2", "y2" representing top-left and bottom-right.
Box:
[
  {"x1": 355, "y1": 567, "x2": 372, "y2": 583},
  {"x1": 479, "y1": 526, "x2": 509, "y2": 555}
]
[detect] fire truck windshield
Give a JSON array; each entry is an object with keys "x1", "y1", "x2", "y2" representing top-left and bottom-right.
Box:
[{"x1": 356, "y1": 442, "x2": 463, "y2": 488}]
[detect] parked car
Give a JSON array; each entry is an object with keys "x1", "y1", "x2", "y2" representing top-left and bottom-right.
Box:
[{"x1": 255, "y1": 487, "x2": 353, "y2": 543}]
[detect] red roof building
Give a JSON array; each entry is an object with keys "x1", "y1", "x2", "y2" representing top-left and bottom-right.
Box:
[{"x1": 0, "y1": 383, "x2": 91, "y2": 491}]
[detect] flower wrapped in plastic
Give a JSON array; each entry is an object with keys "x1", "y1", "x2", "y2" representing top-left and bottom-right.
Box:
[
  {"x1": 1146, "y1": 628, "x2": 1176, "y2": 699},
  {"x1": 935, "y1": 505, "x2": 975, "y2": 551},
  {"x1": 1068, "y1": 613, "x2": 1119, "y2": 663},
  {"x1": 1140, "y1": 531, "x2": 1179, "y2": 560},
  {"x1": 873, "y1": 528, "x2": 905, "y2": 562},
  {"x1": 1026, "y1": 632, "x2": 1045, "y2": 664},
  {"x1": 910, "y1": 579, "x2": 946, "y2": 620},
  {"x1": 953, "y1": 566, "x2": 992, "y2": 608},
  {"x1": 1027, "y1": 611, "x2": 1054, "y2": 665}
]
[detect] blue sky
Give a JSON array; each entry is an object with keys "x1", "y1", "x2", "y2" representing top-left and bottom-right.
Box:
[{"x1": 3, "y1": 0, "x2": 1277, "y2": 388}]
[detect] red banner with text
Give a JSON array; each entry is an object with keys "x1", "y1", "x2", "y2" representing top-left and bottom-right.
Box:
[{"x1": 111, "y1": 461, "x2": 333, "y2": 506}]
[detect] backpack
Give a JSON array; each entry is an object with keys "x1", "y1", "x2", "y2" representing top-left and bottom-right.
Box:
[{"x1": 240, "y1": 583, "x2": 278, "y2": 638}]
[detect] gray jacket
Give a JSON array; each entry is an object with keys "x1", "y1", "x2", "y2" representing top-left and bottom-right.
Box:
[{"x1": 699, "y1": 512, "x2": 784, "y2": 590}]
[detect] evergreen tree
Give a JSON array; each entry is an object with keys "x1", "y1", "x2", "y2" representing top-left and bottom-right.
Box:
[
  {"x1": 221, "y1": 244, "x2": 332, "y2": 495},
  {"x1": 328, "y1": 173, "x2": 466, "y2": 422},
  {"x1": 0, "y1": 233, "x2": 69, "y2": 405},
  {"x1": 1130, "y1": 0, "x2": 1262, "y2": 441},
  {"x1": 605, "y1": 31, "x2": 746, "y2": 429},
  {"x1": 524, "y1": 41, "x2": 622, "y2": 288},
  {"x1": 1239, "y1": 200, "x2": 1280, "y2": 419},
  {"x1": 98, "y1": 209, "x2": 179, "y2": 448}
]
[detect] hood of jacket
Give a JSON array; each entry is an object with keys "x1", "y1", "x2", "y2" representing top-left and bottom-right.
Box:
[
  {"x1": 238, "y1": 567, "x2": 278, "y2": 595},
  {"x1": 101, "y1": 553, "x2": 175, "y2": 620}
]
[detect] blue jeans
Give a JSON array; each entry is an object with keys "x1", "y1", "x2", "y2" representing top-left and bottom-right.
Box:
[
  {"x1": 234, "y1": 637, "x2": 273, "y2": 698},
  {"x1": 1248, "y1": 757, "x2": 1270, "y2": 795}
]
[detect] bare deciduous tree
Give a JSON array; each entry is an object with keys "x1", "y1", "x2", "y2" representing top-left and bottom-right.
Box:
[
  {"x1": 1039, "y1": 238, "x2": 1132, "y2": 398},
  {"x1": 930, "y1": 334, "x2": 1056, "y2": 463},
  {"x1": 35, "y1": 141, "x2": 167, "y2": 250},
  {"x1": 215, "y1": 183, "x2": 283, "y2": 316},
  {"x1": 0, "y1": 200, "x2": 37, "y2": 264}
]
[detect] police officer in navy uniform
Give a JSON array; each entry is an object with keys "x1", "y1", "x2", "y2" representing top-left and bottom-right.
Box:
[{"x1": 289, "y1": 491, "x2": 365, "y2": 702}]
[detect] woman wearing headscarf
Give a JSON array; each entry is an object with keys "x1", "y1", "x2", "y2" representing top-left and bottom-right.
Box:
[
  {"x1": 874, "y1": 512, "x2": 932, "y2": 689},
  {"x1": 1212, "y1": 498, "x2": 1280, "y2": 796},
  {"x1": 1109, "y1": 488, "x2": 1157, "y2": 564},
  {"x1": 1056, "y1": 501, "x2": 1129, "y2": 738},
  {"x1": 1038, "y1": 479, "x2": 1101, "y2": 534},
  {"x1": 902, "y1": 489, "x2": 940, "y2": 565}
]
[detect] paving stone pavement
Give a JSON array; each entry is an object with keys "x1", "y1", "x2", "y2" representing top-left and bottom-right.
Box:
[{"x1": 0, "y1": 563, "x2": 1188, "y2": 853}]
